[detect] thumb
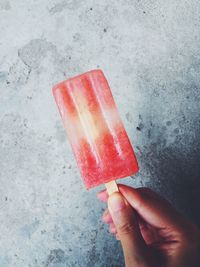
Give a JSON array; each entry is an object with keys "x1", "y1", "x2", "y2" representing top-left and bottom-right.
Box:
[{"x1": 108, "y1": 192, "x2": 149, "y2": 267}]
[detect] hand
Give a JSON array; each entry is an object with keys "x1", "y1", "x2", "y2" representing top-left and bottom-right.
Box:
[{"x1": 97, "y1": 185, "x2": 200, "y2": 267}]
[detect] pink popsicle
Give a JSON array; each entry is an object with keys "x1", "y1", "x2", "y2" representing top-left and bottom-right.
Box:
[{"x1": 53, "y1": 70, "x2": 139, "y2": 189}]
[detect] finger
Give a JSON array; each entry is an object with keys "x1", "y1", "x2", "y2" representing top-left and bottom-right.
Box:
[
  {"x1": 108, "y1": 192, "x2": 149, "y2": 267},
  {"x1": 118, "y1": 185, "x2": 184, "y2": 229},
  {"x1": 97, "y1": 190, "x2": 108, "y2": 202},
  {"x1": 102, "y1": 209, "x2": 113, "y2": 224}
]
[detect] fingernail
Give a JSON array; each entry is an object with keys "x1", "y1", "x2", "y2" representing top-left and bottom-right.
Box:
[{"x1": 108, "y1": 193, "x2": 126, "y2": 212}]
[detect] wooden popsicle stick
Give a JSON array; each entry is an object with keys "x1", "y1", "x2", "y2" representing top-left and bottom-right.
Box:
[{"x1": 105, "y1": 180, "x2": 119, "y2": 195}]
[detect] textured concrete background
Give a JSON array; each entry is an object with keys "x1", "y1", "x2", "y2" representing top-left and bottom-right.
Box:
[{"x1": 0, "y1": 0, "x2": 200, "y2": 266}]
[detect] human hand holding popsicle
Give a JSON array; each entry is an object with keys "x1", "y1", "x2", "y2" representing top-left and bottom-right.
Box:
[
  {"x1": 98, "y1": 185, "x2": 200, "y2": 267},
  {"x1": 52, "y1": 70, "x2": 200, "y2": 266}
]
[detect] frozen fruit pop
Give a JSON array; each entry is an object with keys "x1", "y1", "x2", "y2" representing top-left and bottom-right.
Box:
[{"x1": 53, "y1": 70, "x2": 139, "y2": 190}]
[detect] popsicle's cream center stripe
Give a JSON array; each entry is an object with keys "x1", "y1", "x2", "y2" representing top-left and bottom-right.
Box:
[{"x1": 68, "y1": 83, "x2": 102, "y2": 164}]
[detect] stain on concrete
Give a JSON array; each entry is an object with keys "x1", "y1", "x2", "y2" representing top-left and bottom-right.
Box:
[
  {"x1": 136, "y1": 123, "x2": 144, "y2": 131},
  {"x1": 125, "y1": 112, "x2": 133, "y2": 122},
  {"x1": 18, "y1": 39, "x2": 56, "y2": 69},
  {"x1": 136, "y1": 114, "x2": 144, "y2": 131},
  {"x1": 6, "y1": 59, "x2": 31, "y2": 86},
  {"x1": 17, "y1": 38, "x2": 69, "y2": 84},
  {"x1": 0, "y1": 0, "x2": 11, "y2": 10},
  {"x1": 49, "y1": 0, "x2": 82, "y2": 14},
  {"x1": 45, "y1": 249, "x2": 66, "y2": 266}
]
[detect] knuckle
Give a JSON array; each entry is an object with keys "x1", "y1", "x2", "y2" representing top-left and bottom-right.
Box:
[{"x1": 118, "y1": 222, "x2": 135, "y2": 235}]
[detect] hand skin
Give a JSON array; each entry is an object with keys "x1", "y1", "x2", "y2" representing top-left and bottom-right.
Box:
[{"x1": 97, "y1": 185, "x2": 200, "y2": 267}]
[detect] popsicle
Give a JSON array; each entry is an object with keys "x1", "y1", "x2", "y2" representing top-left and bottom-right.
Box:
[{"x1": 52, "y1": 70, "x2": 139, "y2": 192}]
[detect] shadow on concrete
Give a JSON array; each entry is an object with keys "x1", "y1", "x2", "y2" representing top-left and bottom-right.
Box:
[{"x1": 143, "y1": 134, "x2": 200, "y2": 227}]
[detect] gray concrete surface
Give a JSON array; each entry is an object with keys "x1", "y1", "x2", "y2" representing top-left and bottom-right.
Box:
[{"x1": 0, "y1": 0, "x2": 200, "y2": 266}]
